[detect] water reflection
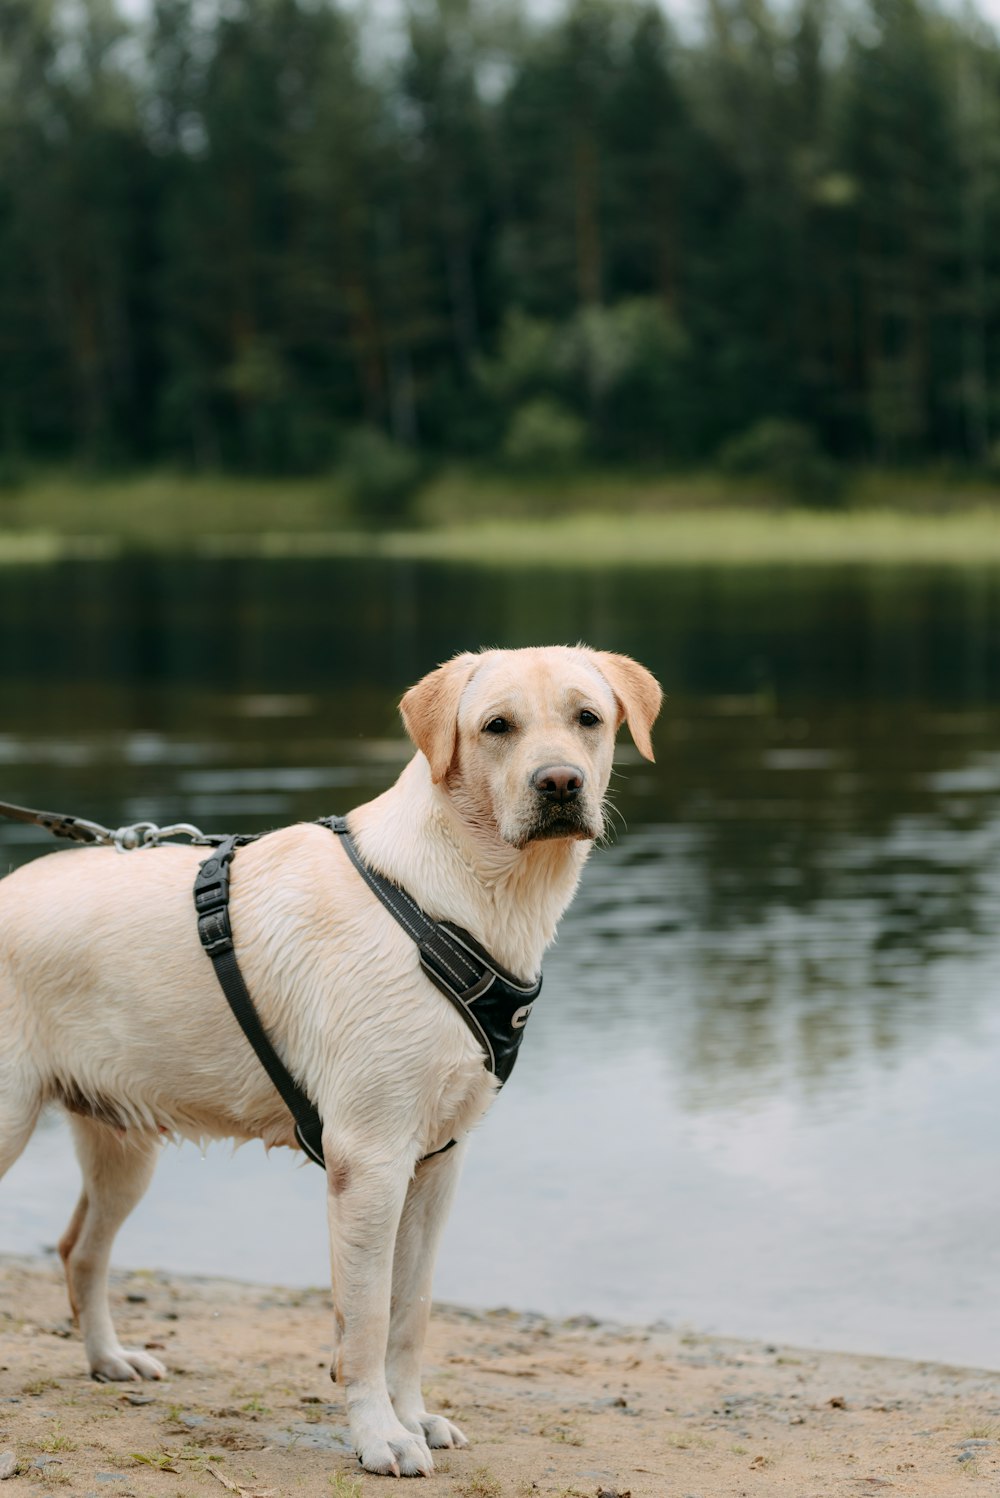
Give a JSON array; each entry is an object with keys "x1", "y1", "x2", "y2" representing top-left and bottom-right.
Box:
[{"x1": 1, "y1": 556, "x2": 1000, "y2": 1363}]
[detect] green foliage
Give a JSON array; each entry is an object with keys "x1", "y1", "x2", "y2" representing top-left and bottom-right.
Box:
[
  {"x1": 0, "y1": 0, "x2": 998, "y2": 480},
  {"x1": 719, "y1": 420, "x2": 843, "y2": 506},
  {"x1": 328, "y1": 1475, "x2": 363, "y2": 1497},
  {"x1": 477, "y1": 312, "x2": 560, "y2": 406},
  {"x1": 337, "y1": 427, "x2": 425, "y2": 527},
  {"x1": 559, "y1": 300, "x2": 692, "y2": 461},
  {"x1": 481, "y1": 299, "x2": 690, "y2": 463},
  {"x1": 503, "y1": 397, "x2": 586, "y2": 471}
]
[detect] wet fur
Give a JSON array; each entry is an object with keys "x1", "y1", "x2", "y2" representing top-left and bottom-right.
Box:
[{"x1": 0, "y1": 645, "x2": 661, "y2": 1477}]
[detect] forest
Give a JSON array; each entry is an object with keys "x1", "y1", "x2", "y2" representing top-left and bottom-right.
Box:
[{"x1": 2, "y1": 0, "x2": 1000, "y2": 500}]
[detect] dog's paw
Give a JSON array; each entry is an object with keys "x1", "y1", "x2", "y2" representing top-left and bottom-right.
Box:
[
  {"x1": 400, "y1": 1410, "x2": 468, "y2": 1450},
  {"x1": 355, "y1": 1424, "x2": 434, "y2": 1477},
  {"x1": 90, "y1": 1347, "x2": 166, "y2": 1382}
]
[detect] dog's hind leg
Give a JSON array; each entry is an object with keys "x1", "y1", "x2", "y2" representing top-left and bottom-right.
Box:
[
  {"x1": 385, "y1": 1142, "x2": 468, "y2": 1452},
  {"x1": 58, "y1": 1191, "x2": 89, "y2": 1322},
  {"x1": 62, "y1": 1116, "x2": 165, "y2": 1382}
]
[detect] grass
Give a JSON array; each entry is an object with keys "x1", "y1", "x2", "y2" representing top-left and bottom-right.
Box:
[
  {"x1": 537, "y1": 1420, "x2": 584, "y2": 1446},
  {"x1": 7, "y1": 504, "x2": 1000, "y2": 569},
  {"x1": 131, "y1": 1446, "x2": 223, "y2": 1475},
  {"x1": 328, "y1": 1477, "x2": 363, "y2": 1498},
  {"x1": 222, "y1": 507, "x2": 1000, "y2": 568},
  {"x1": 34, "y1": 1430, "x2": 76, "y2": 1454},
  {"x1": 21, "y1": 1378, "x2": 61, "y2": 1396},
  {"x1": 132, "y1": 1451, "x2": 181, "y2": 1471},
  {"x1": 2, "y1": 464, "x2": 1000, "y2": 567},
  {"x1": 663, "y1": 1431, "x2": 713, "y2": 1451},
  {"x1": 453, "y1": 1468, "x2": 503, "y2": 1498},
  {"x1": 0, "y1": 469, "x2": 341, "y2": 548}
]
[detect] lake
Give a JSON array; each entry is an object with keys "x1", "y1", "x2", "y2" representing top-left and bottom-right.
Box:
[{"x1": 2, "y1": 554, "x2": 1000, "y2": 1369}]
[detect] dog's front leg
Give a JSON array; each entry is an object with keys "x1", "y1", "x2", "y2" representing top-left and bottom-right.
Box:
[
  {"x1": 385, "y1": 1141, "x2": 468, "y2": 1452},
  {"x1": 325, "y1": 1139, "x2": 434, "y2": 1477}
]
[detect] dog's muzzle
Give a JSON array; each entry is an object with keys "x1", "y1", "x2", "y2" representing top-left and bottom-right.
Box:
[{"x1": 522, "y1": 763, "x2": 596, "y2": 842}]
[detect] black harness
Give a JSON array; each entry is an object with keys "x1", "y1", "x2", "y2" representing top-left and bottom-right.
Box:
[
  {"x1": 0, "y1": 796, "x2": 542, "y2": 1170},
  {"x1": 193, "y1": 817, "x2": 542, "y2": 1168}
]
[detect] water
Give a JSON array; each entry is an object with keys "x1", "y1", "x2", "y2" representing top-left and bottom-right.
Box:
[{"x1": 2, "y1": 555, "x2": 1000, "y2": 1368}]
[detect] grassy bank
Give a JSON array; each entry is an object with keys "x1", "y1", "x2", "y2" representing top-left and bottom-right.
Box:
[{"x1": 2, "y1": 466, "x2": 1000, "y2": 565}]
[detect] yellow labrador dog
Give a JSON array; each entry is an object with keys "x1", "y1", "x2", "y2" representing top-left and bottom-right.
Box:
[{"x1": 0, "y1": 645, "x2": 660, "y2": 1477}]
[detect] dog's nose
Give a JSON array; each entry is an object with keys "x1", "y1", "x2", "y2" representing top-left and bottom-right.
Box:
[{"x1": 532, "y1": 765, "x2": 585, "y2": 803}]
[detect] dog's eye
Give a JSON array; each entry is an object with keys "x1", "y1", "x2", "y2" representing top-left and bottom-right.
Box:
[
  {"x1": 483, "y1": 716, "x2": 512, "y2": 735},
  {"x1": 578, "y1": 710, "x2": 601, "y2": 728}
]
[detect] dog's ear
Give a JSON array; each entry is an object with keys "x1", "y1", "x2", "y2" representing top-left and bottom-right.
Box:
[
  {"x1": 587, "y1": 651, "x2": 663, "y2": 762},
  {"x1": 400, "y1": 652, "x2": 481, "y2": 783}
]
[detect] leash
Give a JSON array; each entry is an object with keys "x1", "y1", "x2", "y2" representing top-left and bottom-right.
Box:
[{"x1": 0, "y1": 797, "x2": 225, "y2": 852}]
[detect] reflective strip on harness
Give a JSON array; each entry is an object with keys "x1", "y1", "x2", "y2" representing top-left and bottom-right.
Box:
[{"x1": 322, "y1": 817, "x2": 542, "y2": 1085}]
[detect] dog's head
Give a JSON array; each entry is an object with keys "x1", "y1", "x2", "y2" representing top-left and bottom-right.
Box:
[{"x1": 400, "y1": 646, "x2": 662, "y2": 849}]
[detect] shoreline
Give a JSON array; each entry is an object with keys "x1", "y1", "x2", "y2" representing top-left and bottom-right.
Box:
[
  {"x1": 2, "y1": 463, "x2": 1000, "y2": 566},
  {"x1": 4, "y1": 507, "x2": 1000, "y2": 569},
  {"x1": 2, "y1": 1256, "x2": 998, "y2": 1495}
]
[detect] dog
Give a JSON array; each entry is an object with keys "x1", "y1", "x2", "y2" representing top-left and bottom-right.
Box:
[{"x1": 0, "y1": 645, "x2": 661, "y2": 1477}]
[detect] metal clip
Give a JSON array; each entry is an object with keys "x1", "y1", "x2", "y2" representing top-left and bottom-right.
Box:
[
  {"x1": 109, "y1": 820, "x2": 216, "y2": 852},
  {"x1": 112, "y1": 822, "x2": 157, "y2": 853},
  {"x1": 142, "y1": 822, "x2": 216, "y2": 848}
]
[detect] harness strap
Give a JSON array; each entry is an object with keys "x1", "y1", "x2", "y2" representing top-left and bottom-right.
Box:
[
  {"x1": 193, "y1": 829, "x2": 465, "y2": 1169},
  {"x1": 321, "y1": 816, "x2": 541, "y2": 1077},
  {"x1": 194, "y1": 836, "x2": 326, "y2": 1166},
  {"x1": 3, "y1": 796, "x2": 538, "y2": 1170}
]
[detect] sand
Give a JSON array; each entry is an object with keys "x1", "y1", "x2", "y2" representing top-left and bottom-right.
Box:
[{"x1": 1, "y1": 1255, "x2": 998, "y2": 1496}]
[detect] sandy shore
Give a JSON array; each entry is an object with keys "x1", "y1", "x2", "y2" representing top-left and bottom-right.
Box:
[{"x1": 1, "y1": 1256, "x2": 998, "y2": 1496}]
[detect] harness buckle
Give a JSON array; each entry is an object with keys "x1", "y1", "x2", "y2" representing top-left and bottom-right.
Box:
[
  {"x1": 194, "y1": 852, "x2": 234, "y2": 955},
  {"x1": 198, "y1": 907, "x2": 233, "y2": 955}
]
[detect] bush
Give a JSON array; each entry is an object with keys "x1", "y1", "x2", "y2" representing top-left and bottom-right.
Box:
[
  {"x1": 479, "y1": 300, "x2": 692, "y2": 465},
  {"x1": 476, "y1": 312, "x2": 562, "y2": 405},
  {"x1": 337, "y1": 426, "x2": 425, "y2": 526},
  {"x1": 0, "y1": 450, "x2": 25, "y2": 493},
  {"x1": 569, "y1": 300, "x2": 692, "y2": 462},
  {"x1": 718, "y1": 419, "x2": 843, "y2": 506},
  {"x1": 502, "y1": 398, "x2": 586, "y2": 472}
]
